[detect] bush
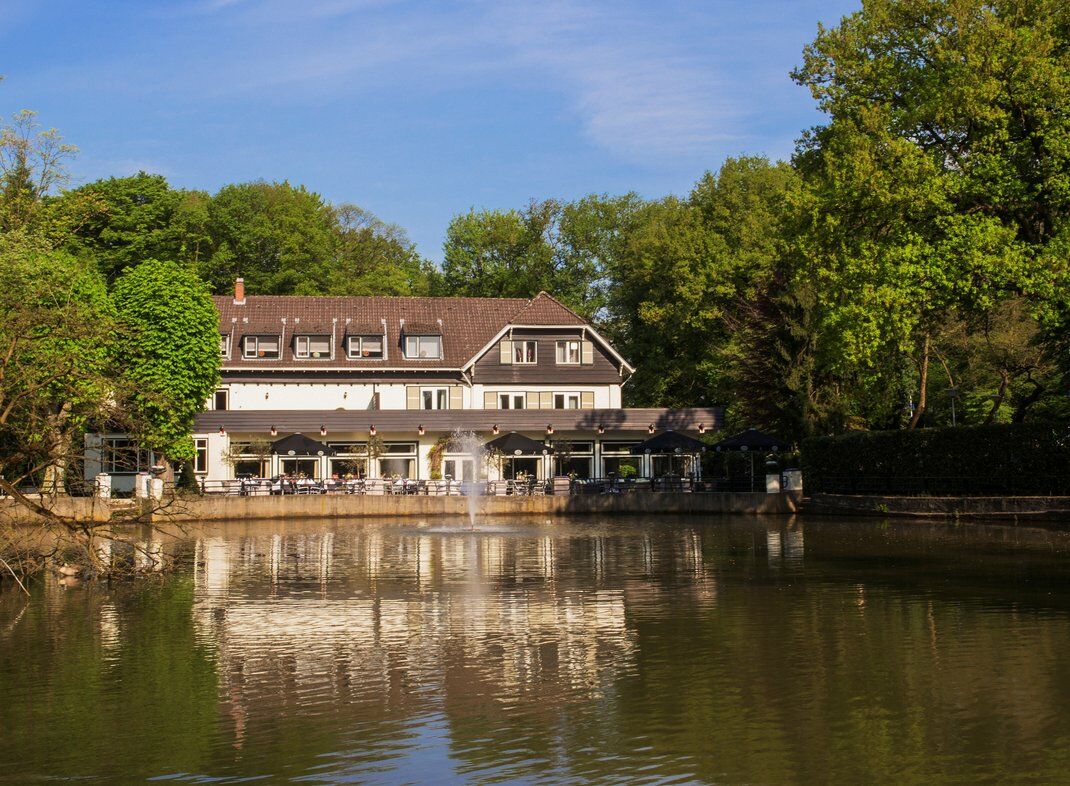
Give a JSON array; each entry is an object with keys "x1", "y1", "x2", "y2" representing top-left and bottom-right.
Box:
[{"x1": 801, "y1": 422, "x2": 1070, "y2": 496}]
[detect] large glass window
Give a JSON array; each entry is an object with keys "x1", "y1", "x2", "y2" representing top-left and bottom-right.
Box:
[
  {"x1": 243, "y1": 335, "x2": 280, "y2": 359},
  {"x1": 294, "y1": 335, "x2": 330, "y2": 358},
  {"x1": 347, "y1": 335, "x2": 384, "y2": 359},
  {"x1": 213, "y1": 389, "x2": 229, "y2": 411},
  {"x1": 405, "y1": 335, "x2": 441, "y2": 359},
  {"x1": 380, "y1": 442, "x2": 417, "y2": 478},
  {"x1": 602, "y1": 442, "x2": 642, "y2": 478},
  {"x1": 555, "y1": 340, "x2": 580, "y2": 364},
  {"x1": 499, "y1": 393, "x2": 525, "y2": 409},
  {"x1": 103, "y1": 438, "x2": 151, "y2": 474},
  {"x1": 281, "y1": 458, "x2": 320, "y2": 479},
  {"x1": 422, "y1": 388, "x2": 448, "y2": 410},
  {"x1": 513, "y1": 340, "x2": 537, "y2": 364},
  {"x1": 553, "y1": 441, "x2": 592, "y2": 478}
]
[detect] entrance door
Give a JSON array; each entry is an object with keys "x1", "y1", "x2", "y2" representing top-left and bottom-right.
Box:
[{"x1": 443, "y1": 458, "x2": 474, "y2": 481}]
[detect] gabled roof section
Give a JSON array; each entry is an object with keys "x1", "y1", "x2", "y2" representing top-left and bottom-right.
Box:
[{"x1": 507, "y1": 292, "x2": 587, "y2": 326}]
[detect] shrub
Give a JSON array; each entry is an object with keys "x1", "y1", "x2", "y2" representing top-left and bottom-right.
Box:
[{"x1": 801, "y1": 422, "x2": 1070, "y2": 496}]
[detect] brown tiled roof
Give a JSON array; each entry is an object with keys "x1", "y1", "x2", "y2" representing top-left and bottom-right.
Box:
[
  {"x1": 509, "y1": 291, "x2": 587, "y2": 325},
  {"x1": 215, "y1": 292, "x2": 595, "y2": 369}
]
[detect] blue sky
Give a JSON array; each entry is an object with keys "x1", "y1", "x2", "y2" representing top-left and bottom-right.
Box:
[{"x1": 0, "y1": 0, "x2": 859, "y2": 262}]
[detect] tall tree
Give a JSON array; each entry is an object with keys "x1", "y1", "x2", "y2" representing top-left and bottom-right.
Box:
[
  {"x1": 0, "y1": 237, "x2": 116, "y2": 498},
  {"x1": 604, "y1": 158, "x2": 798, "y2": 410},
  {"x1": 52, "y1": 172, "x2": 211, "y2": 281},
  {"x1": 111, "y1": 260, "x2": 220, "y2": 471},
  {"x1": 438, "y1": 196, "x2": 639, "y2": 320},
  {"x1": 791, "y1": 0, "x2": 1070, "y2": 427}
]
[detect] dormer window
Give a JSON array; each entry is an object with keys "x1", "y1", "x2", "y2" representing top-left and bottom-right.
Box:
[
  {"x1": 220, "y1": 335, "x2": 231, "y2": 358},
  {"x1": 294, "y1": 335, "x2": 330, "y2": 359},
  {"x1": 513, "y1": 340, "x2": 537, "y2": 364},
  {"x1": 348, "y1": 335, "x2": 384, "y2": 359},
  {"x1": 243, "y1": 335, "x2": 280, "y2": 359},
  {"x1": 404, "y1": 335, "x2": 441, "y2": 359}
]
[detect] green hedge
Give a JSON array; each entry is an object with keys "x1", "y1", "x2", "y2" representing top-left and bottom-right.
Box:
[{"x1": 800, "y1": 422, "x2": 1070, "y2": 496}]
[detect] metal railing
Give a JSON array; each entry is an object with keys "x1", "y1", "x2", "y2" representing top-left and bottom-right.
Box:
[{"x1": 189, "y1": 475, "x2": 769, "y2": 497}]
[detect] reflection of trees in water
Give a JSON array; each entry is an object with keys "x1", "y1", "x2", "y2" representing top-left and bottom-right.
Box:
[{"x1": 8, "y1": 519, "x2": 1070, "y2": 783}]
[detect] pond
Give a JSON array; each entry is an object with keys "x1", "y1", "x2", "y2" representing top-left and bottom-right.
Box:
[{"x1": 2, "y1": 515, "x2": 1070, "y2": 784}]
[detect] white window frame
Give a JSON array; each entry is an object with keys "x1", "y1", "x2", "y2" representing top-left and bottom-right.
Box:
[
  {"x1": 194, "y1": 438, "x2": 209, "y2": 474},
  {"x1": 347, "y1": 335, "x2": 384, "y2": 359},
  {"x1": 212, "y1": 389, "x2": 229, "y2": 411},
  {"x1": 499, "y1": 393, "x2": 526, "y2": 410},
  {"x1": 405, "y1": 335, "x2": 442, "y2": 359},
  {"x1": 513, "y1": 340, "x2": 538, "y2": 364},
  {"x1": 421, "y1": 387, "x2": 449, "y2": 410},
  {"x1": 294, "y1": 335, "x2": 331, "y2": 359},
  {"x1": 220, "y1": 335, "x2": 231, "y2": 358},
  {"x1": 555, "y1": 339, "x2": 580, "y2": 365},
  {"x1": 554, "y1": 392, "x2": 581, "y2": 410},
  {"x1": 243, "y1": 335, "x2": 280, "y2": 359}
]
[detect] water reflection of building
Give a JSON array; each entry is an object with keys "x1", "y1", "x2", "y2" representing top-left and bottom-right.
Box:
[{"x1": 189, "y1": 525, "x2": 728, "y2": 743}]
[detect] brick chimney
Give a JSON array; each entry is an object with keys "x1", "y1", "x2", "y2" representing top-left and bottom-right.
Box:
[{"x1": 233, "y1": 277, "x2": 245, "y2": 305}]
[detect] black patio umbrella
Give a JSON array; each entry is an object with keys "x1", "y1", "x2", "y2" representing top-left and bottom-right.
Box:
[
  {"x1": 271, "y1": 433, "x2": 336, "y2": 456},
  {"x1": 712, "y1": 428, "x2": 791, "y2": 453},
  {"x1": 630, "y1": 430, "x2": 707, "y2": 479},
  {"x1": 484, "y1": 431, "x2": 547, "y2": 479},
  {"x1": 630, "y1": 430, "x2": 708, "y2": 455},
  {"x1": 712, "y1": 428, "x2": 792, "y2": 491}
]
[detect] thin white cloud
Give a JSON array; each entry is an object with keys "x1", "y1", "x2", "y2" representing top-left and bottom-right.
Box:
[
  {"x1": 482, "y1": 0, "x2": 744, "y2": 160},
  {"x1": 171, "y1": 0, "x2": 745, "y2": 162}
]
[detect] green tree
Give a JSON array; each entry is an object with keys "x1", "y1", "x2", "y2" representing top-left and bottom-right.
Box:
[
  {"x1": 438, "y1": 196, "x2": 639, "y2": 320},
  {"x1": 0, "y1": 236, "x2": 116, "y2": 497},
  {"x1": 604, "y1": 158, "x2": 798, "y2": 410},
  {"x1": 111, "y1": 260, "x2": 220, "y2": 469},
  {"x1": 199, "y1": 180, "x2": 335, "y2": 295},
  {"x1": 0, "y1": 109, "x2": 77, "y2": 235},
  {"x1": 52, "y1": 172, "x2": 211, "y2": 281},
  {"x1": 325, "y1": 203, "x2": 433, "y2": 296},
  {"x1": 791, "y1": 0, "x2": 1070, "y2": 427}
]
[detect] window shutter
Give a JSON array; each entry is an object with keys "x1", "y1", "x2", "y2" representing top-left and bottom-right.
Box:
[
  {"x1": 526, "y1": 392, "x2": 540, "y2": 409},
  {"x1": 406, "y1": 386, "x2": 420, "y2": 410},
  {"x1": 449, "y1": 387, "x2": 463, "y2": 410},
  {"x1": 539, "y1": 391, "x2": 553, "y2": 410},
  {"x1": 499, "y1": 340, "x2": 513, "y2": 364},
  {"x1": 581, "y1": 391, "x2": 595, "y2": 409},
  {"x1": 581, "y1": 340, "x2": 594, "y2": 364},
  {"x1": 484, "y1": 391, "x2": 496, "y2": 409}
]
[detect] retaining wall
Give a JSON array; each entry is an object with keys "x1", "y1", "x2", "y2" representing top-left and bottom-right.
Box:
[
  {"x1": 2, "y1": 491, "x2": 801, "y2": 524},
  {"x1": 805, "y1": 493, "x2": 1070, "y2": 520}
]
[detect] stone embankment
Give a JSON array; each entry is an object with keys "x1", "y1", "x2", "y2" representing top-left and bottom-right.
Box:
[
  {"x1": 804, "y1": 493, "x2": 1070, "y2": 520},
  {"x1": 1, "y1": 490, "x2": 802, "y2": 524}
]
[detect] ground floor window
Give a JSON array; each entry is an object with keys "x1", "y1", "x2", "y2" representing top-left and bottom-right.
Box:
[
  {"x1": 652, "y1": 454, "x2": 695, "y2": 477},
  {"x1": 601, "y1": 442, "x2": 642, "y2": 478},
  {"x1": 380, "y1": 442, "x2": 417, "y2": 478},
  {"x1": 501, "y1": 456, "x2": 541, "y2": 480},
  {"x1": 233, "y1": 459, "x2": 268, "y2": 478},
  {"x1": 554, "y1": 456, "x2": 593, "y2": 478},
  {"x1": 194, "y1": 439, "x2": 208, "y2": 474},
  {"x1": 330, "y1": 457, "x2": 367, "y2": 478},
  {"x1": 552, "y1": 441, "x2": 594, "y2": 478},
  {"x1": 102, "y1": 438, "x2": 151, "y2": 474},
  {"x1": 603, "y1": 455, "x2": 642, "y2": 478},
  {"x1": 281, "y1": 458, "x2": 320, "y2": 479}
]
